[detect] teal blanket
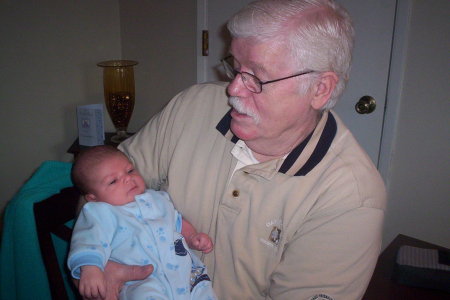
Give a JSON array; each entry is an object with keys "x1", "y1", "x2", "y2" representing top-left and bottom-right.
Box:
[{"x1": 0, "y1": 161, "x2": 74, "y2": 300}]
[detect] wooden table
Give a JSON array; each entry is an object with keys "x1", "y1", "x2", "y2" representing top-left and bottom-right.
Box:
[{"x1": 363, "y1": 234, "x2": 450, "y2": 299}]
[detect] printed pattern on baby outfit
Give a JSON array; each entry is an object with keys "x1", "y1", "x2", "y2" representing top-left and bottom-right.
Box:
[{"x1": 68, "y1": 189, "x2": 216, "y2": 300}]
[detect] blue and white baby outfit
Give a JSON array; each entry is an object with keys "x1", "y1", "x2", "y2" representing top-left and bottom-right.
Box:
[{"x1": 68, "y1": 189, "x2": 216, "y2": 300}]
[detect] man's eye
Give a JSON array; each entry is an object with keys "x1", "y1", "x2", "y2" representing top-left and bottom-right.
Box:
[
  {"x1": 128, "y1": 169, "x2": 134, "y2": 174},
  {"x1": 109, "y1": 179, "x2": 117, "y2": 185}
]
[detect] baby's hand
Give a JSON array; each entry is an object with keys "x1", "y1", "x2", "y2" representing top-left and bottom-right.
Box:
[
  {"x1": 79, "y1": 265, "x2": 106, "y2": 299},
  {"x1": 188, "y1": 232, "x2": 213, "y2": 253}
]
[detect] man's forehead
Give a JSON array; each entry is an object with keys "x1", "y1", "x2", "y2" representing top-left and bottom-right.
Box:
[{"x1": 230, "y1": 38, "x2": 289, "y2": 73}]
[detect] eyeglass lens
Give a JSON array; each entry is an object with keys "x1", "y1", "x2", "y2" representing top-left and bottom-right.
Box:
[{"x1": 222, "y1": 57, "x2": 261, "y2": 93}]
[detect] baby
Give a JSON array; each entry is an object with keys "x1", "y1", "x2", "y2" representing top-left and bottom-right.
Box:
[{"x1": 68, "y1": 145, "x2": 216, "y2": 300}]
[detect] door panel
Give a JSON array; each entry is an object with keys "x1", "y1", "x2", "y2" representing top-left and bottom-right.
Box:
[{"x1": 335, "y1": 1, "x2": 396, "y2": 164}]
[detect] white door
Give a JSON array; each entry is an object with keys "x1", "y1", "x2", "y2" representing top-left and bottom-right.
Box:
[{"x1": 197, "y1": 0, "x2": 397, "y2": 166}]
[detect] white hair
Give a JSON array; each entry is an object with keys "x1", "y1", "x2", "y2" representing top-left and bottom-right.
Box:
[{"x1": 227, "y1": 0, "x2": 354, "y2": 109}]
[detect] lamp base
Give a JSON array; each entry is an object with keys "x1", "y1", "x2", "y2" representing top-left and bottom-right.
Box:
[{"x1": 111, "y1": 130, "x2": 130, "y2": 144}]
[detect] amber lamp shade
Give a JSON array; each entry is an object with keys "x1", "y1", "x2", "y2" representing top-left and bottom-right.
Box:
[{"x1": 97, "y1": 60, "x2": 138, "y2": 143}]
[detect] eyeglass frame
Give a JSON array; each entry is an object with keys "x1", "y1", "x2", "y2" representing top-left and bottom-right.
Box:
[{"x1": 221, "y1": 55, "x2": 315, "y2": 94}]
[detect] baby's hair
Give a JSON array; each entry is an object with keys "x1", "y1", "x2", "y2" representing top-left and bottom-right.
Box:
[{"x1": 71, "y1": 145, "x2": 127, "y2": 194}]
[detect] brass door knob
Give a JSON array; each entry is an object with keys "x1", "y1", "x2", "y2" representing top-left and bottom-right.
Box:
[{"x1": 355, "y1": 95, "x2": 376, "y2": 114}]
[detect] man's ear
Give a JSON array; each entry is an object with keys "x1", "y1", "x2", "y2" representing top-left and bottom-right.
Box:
[
  {"x1": 84, "y1": 193, "x2": 97, "y2": 202},
  {"x1": 311, "y1": 72, "x2": 338, "y2": 110}
]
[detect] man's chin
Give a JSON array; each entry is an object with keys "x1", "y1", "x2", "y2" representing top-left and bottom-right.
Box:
[{"x1": 230, "y1": 121, "x2": 257, "y2": 141}]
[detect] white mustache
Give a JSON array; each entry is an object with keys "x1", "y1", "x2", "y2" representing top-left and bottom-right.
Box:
[{"x1": 228, "y1": 96, "x2": 260, "y2": 124}]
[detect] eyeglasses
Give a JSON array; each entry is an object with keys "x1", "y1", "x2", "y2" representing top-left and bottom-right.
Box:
[{"x1": 221, "y1": 55, "x2": 314, "y2": 94}]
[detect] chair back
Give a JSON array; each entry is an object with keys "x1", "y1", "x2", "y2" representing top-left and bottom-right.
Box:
[{"x1": 34, "y1": 186, "x2": 81, "y2": 300}]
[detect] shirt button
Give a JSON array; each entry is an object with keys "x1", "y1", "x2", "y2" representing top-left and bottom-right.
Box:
[{"x1": 232, "y1": 190, "x2": 239, "y2": 197}]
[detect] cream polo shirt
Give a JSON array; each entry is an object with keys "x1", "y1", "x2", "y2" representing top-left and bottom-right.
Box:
[
  {"x1": 231, "y1": 140, "x2": 260, "y2": 176},
  {"x1": 231, "y1": 139, "x2": 290, "y2": 178},
  {"x1": 119, "y1": 82, "x2": 386, "y2": 300}
]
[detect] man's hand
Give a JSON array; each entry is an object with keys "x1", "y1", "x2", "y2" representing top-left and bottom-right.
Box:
[
  {"x1": 187, "y1": 232, "x2": 214, "y2": 253},
  {"x1": 78, "y1": 262, "x2": 154, "y2": 300}
]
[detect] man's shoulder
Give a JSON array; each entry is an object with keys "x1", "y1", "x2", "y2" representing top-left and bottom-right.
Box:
[
  {"x1": 167, "y1": 82, "x2": 230, "y2": 129},
  {"x1": 177, "y1": 81, "x2": 228, "y2": 106},
  {"x1": 328, "y1": 111, "x2": 375, "y2": 170},
  {"x1": 185, "y1": 81, "x2": 228, "y2": 93},
  {"x1": 325, "y1": 112, "x2": 386, "y2": 209}
]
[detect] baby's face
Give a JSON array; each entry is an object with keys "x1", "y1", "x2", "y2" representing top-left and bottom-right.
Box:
[{"x1": 85, "y1": 154, "x2": 146, "y2": 205}]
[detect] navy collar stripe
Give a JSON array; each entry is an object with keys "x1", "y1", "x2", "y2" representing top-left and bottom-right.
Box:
[
  {"x1": 279, "y1": 132, "x2": 313, "y2": 173},
  {"x1": 215, "y1": 109, "x2": 337, "y2": 176},
  {"x1": 216, "y1": 108, "x2": 233, "y2": 135},
  {"x1": 295, "y1": 113, "x2": 337, "y2": 176}
]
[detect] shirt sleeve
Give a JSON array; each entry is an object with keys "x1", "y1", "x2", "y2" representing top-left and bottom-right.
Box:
[
  {"x1": 118, "y1": 89, "x2": 187, "y2": 191},
  {"x1": 67, "y1": 203, "x2": 116, "y2": 278},
  {"x1": 268, "y1": 207, "x2": 384, "y2": 300}
]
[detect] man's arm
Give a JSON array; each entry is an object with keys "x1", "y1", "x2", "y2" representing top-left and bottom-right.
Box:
[
  {"x1": 101, "y1": 262, "x2": 154, "y2": 300},
  {"x1": 75, "y1": 262, "x2": 154, "y2": 300}
]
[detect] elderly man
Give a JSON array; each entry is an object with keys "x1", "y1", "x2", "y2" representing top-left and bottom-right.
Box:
[{"x1": 99, "y1": 0, "x2": 386, "y2": 299}]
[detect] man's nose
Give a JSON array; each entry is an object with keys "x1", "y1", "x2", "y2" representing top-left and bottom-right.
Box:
[{"x1": 227, "y1": 74, "x2": 252, "y2": 97}]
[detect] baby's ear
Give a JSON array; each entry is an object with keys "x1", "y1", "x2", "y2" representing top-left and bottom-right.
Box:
[{"x1": 84, "y1": 193, "x2": 97, "y2": 202}]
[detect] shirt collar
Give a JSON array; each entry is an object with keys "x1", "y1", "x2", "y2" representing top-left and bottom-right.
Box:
[
  {"x1": 216, "y1": 109, "x2": 337, "y2": 176},
  {"x1": 231, "y1": 140, "x2": 260, "y2": 166}
]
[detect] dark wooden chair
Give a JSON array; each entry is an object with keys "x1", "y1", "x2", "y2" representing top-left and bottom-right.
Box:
[{"x1": 34, "y1": 186, "x2": 82, "y2": 300}]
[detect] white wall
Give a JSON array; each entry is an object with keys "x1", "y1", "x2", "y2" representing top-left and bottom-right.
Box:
[
  {"x1": 0, "y1": 1, "x2": 121, "y2": 215},
  {"x1": 118, "y1": 1, "x2": 197, "y2": 131},
  {"x1": 0, "y1": 1, "x2": 196, "y2": 226},
  {"x1": 382, "y1": 0, "x2": 450, "y2": 248}
]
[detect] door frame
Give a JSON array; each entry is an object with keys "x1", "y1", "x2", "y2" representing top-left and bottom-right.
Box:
[
  {"x1": 196, "y1": 0, "x2": 411, "y2": 185},
  {"x1": 196, "y1": 0, "x2": 208, "y2": 83},
  {"x1": 378, "y1": 0, "x2": 411, "y2": 185}
]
